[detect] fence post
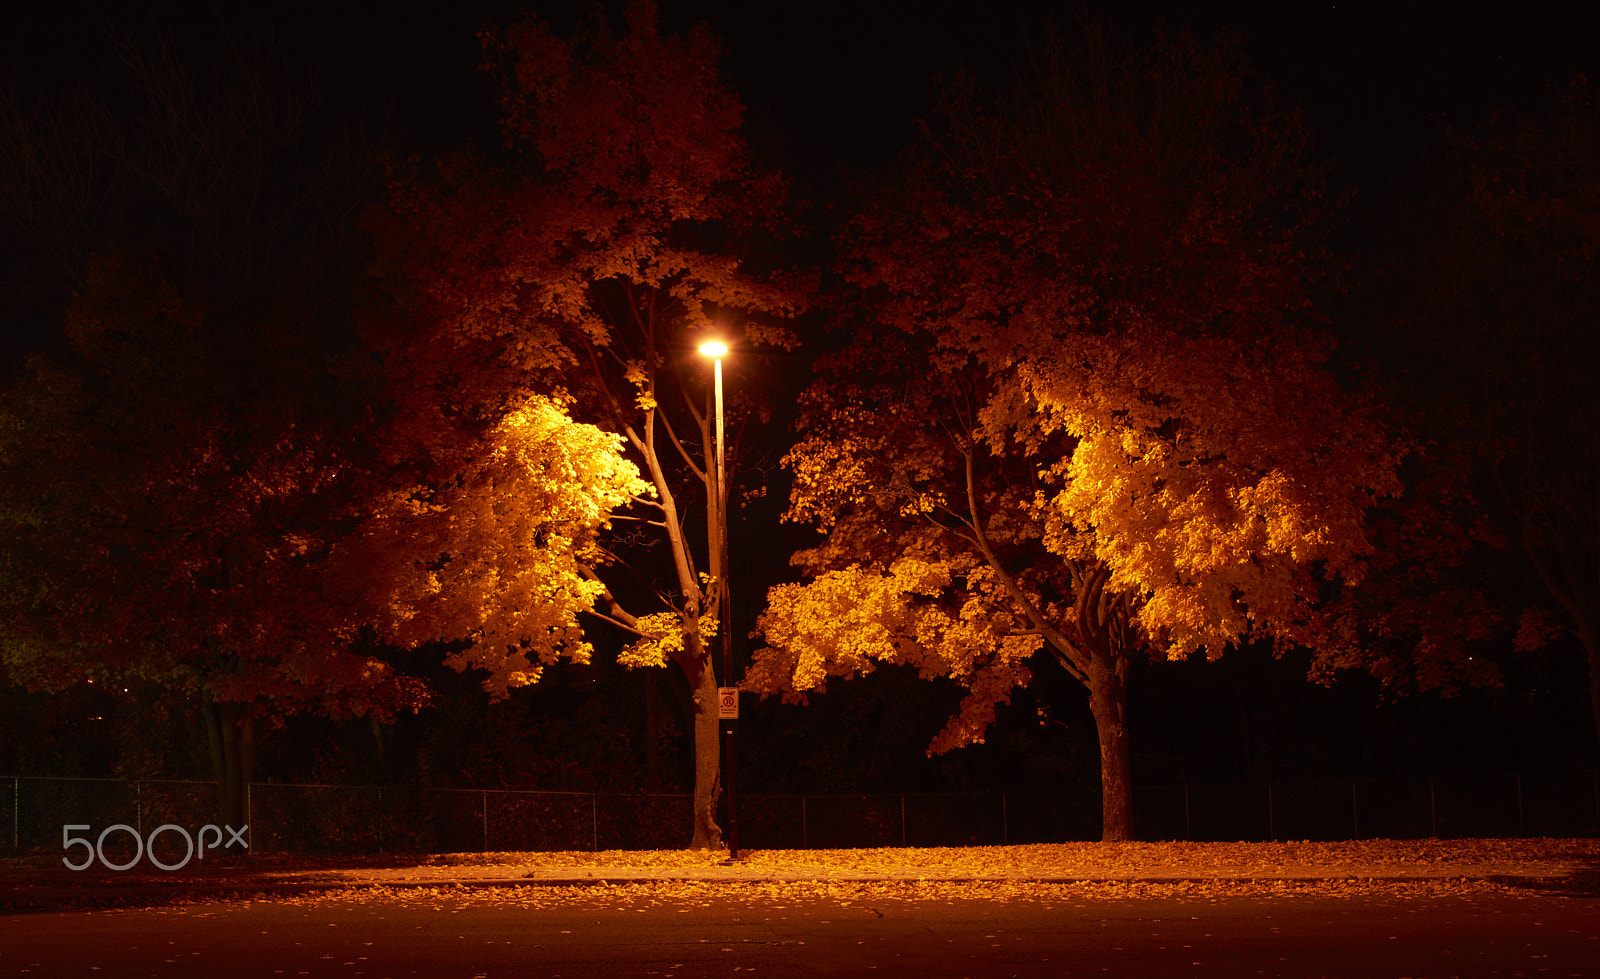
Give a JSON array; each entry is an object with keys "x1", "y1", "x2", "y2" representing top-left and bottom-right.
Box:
[
  {"x1": 481, "y1": 791, "x2": 489, "y2": 852},
  {"x1": 247, "y1": 783, "x2": 254, "y2": 852},
  {"x1": 11, "y1": 777, "x2": 16, "y2": 851},
  {"x1": 592, "y1": 795, "x2": 598, "y2": 852},
  {"x1": 135, "y1": 780, "x2": 142, "y2": 838}
]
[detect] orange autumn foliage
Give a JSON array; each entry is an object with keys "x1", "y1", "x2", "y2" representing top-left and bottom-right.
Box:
[
  {"x1": 751, "y1": 25, "x2": 1400, "y2": 841},
  {"x1": 357, "y1": 1, "x2": 803, "y2": 848}
]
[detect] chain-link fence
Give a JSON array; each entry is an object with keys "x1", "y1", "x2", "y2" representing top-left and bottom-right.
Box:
[
  {"x1": 245, "y1": 783, "x2": 695, "y2": 854},
  {"x1": 1132, "y1": 770, "x2": 1600, "y2": 842},
  {"x1": 5, "y1": 770, "x2": 1597, "y2": 857}
]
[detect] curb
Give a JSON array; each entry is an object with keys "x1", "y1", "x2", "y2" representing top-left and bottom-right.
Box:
[{"x1": 6, "y1": 871, "x2": 1577, "y2": 913}]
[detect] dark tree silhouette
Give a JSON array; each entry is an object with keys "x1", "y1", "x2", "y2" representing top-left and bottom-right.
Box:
[
  {"x1": 0, "y1": 28, "x2": 420, "y2": 836},
  {"x1": 1385, "y1": 79, "x2": 1600, "y2": 749},
  {"x1": 750, "y1": 23, "x2": 1399, "y2": 841}
]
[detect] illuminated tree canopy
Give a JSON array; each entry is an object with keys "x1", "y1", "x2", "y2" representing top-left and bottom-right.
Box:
[
  {"x1": 750, "y1": 24, "x2": 1400, "y2": 840},
  {"x1": 360, "y1": 0, "x2": 802, "y2": 848},
  {"x1": 335, "y1": 395, "x2": 651, "y2": 701}
]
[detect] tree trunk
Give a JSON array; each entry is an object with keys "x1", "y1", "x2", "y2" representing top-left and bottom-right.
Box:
[
  {"x1": 628, "y1": 407, "x2": 724, "y2": 849},
  {"x1": 688, "y1": 654, "x2": 723, "y2": 849},
  {"x1": 1087, "y1": 655, "x2": 1133, "y2": 842},
  {"x1": 203, "y1": 695, "x2": 254, "y2": 853}
]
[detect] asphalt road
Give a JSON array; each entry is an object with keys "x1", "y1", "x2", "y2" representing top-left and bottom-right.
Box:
[{"x1": 2, "y1": 885, "x2": 1596, "y2": 978}]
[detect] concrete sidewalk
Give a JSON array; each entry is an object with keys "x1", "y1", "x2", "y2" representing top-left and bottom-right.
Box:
[
  {"x1": 5, "y1": 839, "x2": 1597, "y2": 910},
  {"x1": 329, "y1": 860, "x2": 1566, "y2": 886}
]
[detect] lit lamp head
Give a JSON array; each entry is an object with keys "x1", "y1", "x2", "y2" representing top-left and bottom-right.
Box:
[{"x1": 698, "y1": 341, "x2": 729, "y2": 358}]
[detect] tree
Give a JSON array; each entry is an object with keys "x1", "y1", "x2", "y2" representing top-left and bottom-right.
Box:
[
  {"x1": 0, "y1": 29, "x2": 422, "y2": 835},
  {"x1": 749, "y1": 23, "x2": 1399, "y2": 841},
  {"x1": 1380, "y1": 79, "x2": 1600, "y2": 748},
  {"x1": 361, "y1": 1, "x2": 802, "y2": 848},
  {"x1": 1314, "y1": 428, "x2": 1512, "y2": 696},
  {"x1": 0, "y1": 259, "x2": 437, "y2": 833},
  {"x1": 331, "y1": 394, "x2": 651, "y2": 702}
]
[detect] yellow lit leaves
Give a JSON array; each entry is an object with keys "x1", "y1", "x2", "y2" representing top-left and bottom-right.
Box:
[
  {"x1": 348, "y1": 395, "x2": 650, "y2": 699},
  {"x1": 262, "y1": 839, "x2": 1574, "y2": 916},
  {"x1": 783, "y1": 396, "x2": 959, "y2": 534},
  {"x1": 750, "y1": 556, "x2": 1041, "y2": 753},
  {"x1": 814, "y1": 23, "x2": 1402, "y2": 678},
  {"x1": 783, "y1": 434, "x2": 883, "y2": 530},
  {"x1": 623, "y1": 359, "x2": 657, "y2": 412},
  {"x1": 618, "y1": 611, "x2": 717, "y2": 670},
  {"x1": 1040, "y1": 389, "x2": 1392, "y2": 661}
]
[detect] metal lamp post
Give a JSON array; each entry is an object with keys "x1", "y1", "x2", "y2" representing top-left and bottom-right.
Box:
[{"x1": 698, "y1": 340, "x2": 739, "y2": 860}]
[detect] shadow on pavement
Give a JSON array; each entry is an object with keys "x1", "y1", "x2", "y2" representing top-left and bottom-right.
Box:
[{"x1": 1490, "y1": 866, "x2": 1600, "y2": 898}]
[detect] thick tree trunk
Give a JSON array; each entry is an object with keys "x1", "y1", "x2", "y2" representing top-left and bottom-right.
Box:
[
  {"x1": 203, "y1": 695, "x2": 254, "y2": 853},
  {"x1": 1087, "y1": 656, "x2": 1133, "y2": 842},
  {"x1": 688, "y1": 654, "x2": 723, "y2": 849}
]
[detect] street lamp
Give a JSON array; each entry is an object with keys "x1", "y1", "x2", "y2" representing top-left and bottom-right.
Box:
[{"x1": 698, "y1": 339, "x2": 739, "y2": 860}]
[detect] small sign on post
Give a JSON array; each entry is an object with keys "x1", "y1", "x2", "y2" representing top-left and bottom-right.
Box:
[{"x1": 717, "y1": 686, "x2": 739, "y2": 720}]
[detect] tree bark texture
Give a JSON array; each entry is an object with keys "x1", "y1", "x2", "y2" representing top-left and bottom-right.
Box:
[
  {"x1": 203, "y1": 695, "x2": 254, "y2": 851},
  {"x1": 689, "y1": 651, "x2": 723, "y2": 849},
  {"x1": 965, "y1": 467, "x2": 1139, "y2": 843},
  {"x1": 630, "y1": 408, "x2": 724, "y2": 849},
  {"x1": 1087, "y1": 656, "x2": 1133, "y2": 842}
]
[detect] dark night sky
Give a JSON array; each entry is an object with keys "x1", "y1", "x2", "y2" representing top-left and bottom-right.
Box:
[
  {"x1": 6, "y1": 1, "x2": 1597, "y2": 184},
  {"x1": 5, "y1": 0, "x2": 1591, "y2": 369}
]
